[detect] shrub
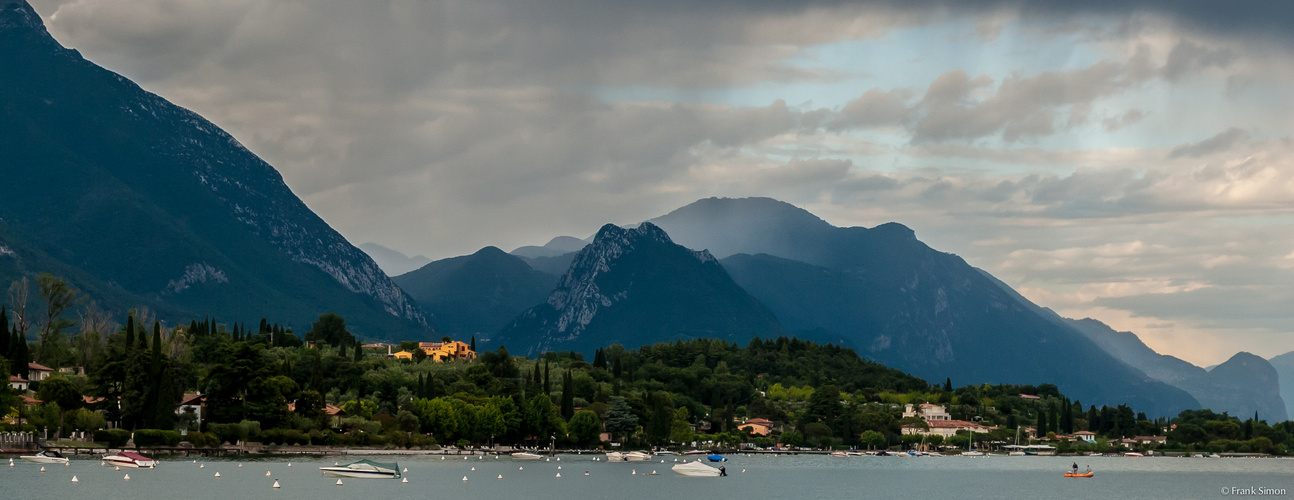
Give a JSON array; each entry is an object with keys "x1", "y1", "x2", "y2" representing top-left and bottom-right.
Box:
[
  {"x1": 258, "y1": 429, "x2": 285, "y2": 445},
  {"x1": 134, "y1": 429, "x2": 181, "y2": 447},
  {"x1": 185, "y1": 431, "x2": 219, "y2": 448},
  {"x1": 210, "y1": 423, "x2": 242, "y2": 445},
  {"x1": 283, "y1": 429, "x2": 309, "y2": 445},
  {"x1": 94, "y1": 429, "x2": 131, "y2": 448}
]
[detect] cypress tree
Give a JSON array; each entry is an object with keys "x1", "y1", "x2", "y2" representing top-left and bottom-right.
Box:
[
  {"x1": 281, "y1": 359, "x2": 292, "y2": 377},
  {"x1": 339, "y1": 340, "x2": 348, "y2": 359},
  {"x1": 189, "y1": 320, "x2": 198, "y2": 336},
  {"x1": 470, "y1": 335, "x2": 476, "y2": 352},
  {"x1": 260, "y1": 318, "x2": 268, "y2": 334},
  {"x1": 125, "y1": 314, "x2": 136, "y2": 350},
  {"x1": 560, "y1": 370, "x2": 574, "y2": 420},
  {"x1": 152, "y1": 321, "x2": 162, "y2": 351},
  {"x1": 612, "y1": 356, "x2": 622, "y2": 378},
  {"x1": 354, "y1": 339, "x2": 363, "y2": 362},
  {"x1": 0, "y1": 307, "x2": 9, "y2": 356},
  {"x1": 1038, "y1": 408, "x2": 1049, "y2": 436},
  {"x1": 543, "y1": 361, "x2": 551, "y2": 394},
  {"x1": 138, "y1": 323, "x2": 148, "y2": 350},
  {"x1": 1050, "y1": 403, "x2": 1060, "y2": 435},
  {"x1": 592, "y1": 349, "x2": 606, "y2": 370}
]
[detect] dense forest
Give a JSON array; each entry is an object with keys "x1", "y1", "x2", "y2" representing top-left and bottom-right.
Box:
[{"x1": 2, "y1": 273, "x2": 1292, "y2": 455}]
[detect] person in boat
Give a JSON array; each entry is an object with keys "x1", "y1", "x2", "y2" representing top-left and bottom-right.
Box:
[
  {"x1": 1071, "y1": 462, "x2": 1078, "y2": 474},
  {"x1": 718, "y1": 466, "x2": 727, "y2": 477},
  {"x1": 1085, "y1": 465, "x2": 1091, "y2": 474}
]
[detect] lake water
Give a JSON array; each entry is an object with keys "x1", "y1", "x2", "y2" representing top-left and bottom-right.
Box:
[{"x1": 3, "y1": 453, "x2": 1292, "y2": 499}]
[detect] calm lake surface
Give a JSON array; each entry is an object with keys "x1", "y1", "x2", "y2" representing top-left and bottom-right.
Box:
[{"x1": 3, "y1": 453, "x2": 1292, "y2": 499}]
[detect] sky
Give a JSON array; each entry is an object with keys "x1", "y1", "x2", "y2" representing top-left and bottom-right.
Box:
[{"x1": 27, "y1": 0, "x2": 1294, "y2": 366}]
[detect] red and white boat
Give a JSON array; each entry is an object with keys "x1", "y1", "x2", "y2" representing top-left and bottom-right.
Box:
[{"x1": 103, "y1": 451, "x2": 157, "y2": 468}]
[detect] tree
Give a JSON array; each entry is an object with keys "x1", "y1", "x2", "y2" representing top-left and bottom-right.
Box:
[
  {"x1": 860, "y1": 430, "x2": 886, "y2": 450},
  {"x1": 560, "y1": 370, "x2": 575, "y2": 420},
  {"x1": 8, "y1": 277, "x2": 30, "y2": 344},
  {"x1": 304, "y1": 313, "x2": 353, "y2": 348},
  {"x1": 37, "y1": 376, "x2": 81, "y2": 438},
  {"x1": 602, "y1": 397, "x2": 638, "y2": 443},
  {"x1": 35, "y1": 274, "x2": 81, "y2": 366},
  {"x1": 568, "y1": 409, "x2": 602, "y2": 447}
]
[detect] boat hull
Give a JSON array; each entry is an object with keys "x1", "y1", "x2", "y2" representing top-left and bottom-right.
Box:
[
  {"x1": 20, "y1": 456, "x2": 68, "y2": 464},
  {"x1": 671, "y1": 462, "x2": 721, "y2": 477},
  {"x1": 319, "y1": 468, "x2": 399, "y2": 479},
  {"x1": 510, "y1": 452, "x2": 544, "y2": 460},
  {"x1": 1064, "y1": 472, "x2": 1095, "y2": 478}
]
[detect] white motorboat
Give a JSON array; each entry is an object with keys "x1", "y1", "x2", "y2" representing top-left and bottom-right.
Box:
[
  {"x1": 511, "y1": 452, "x2": 544, "y2": 460},
  {"x1": 671, "y1": 460, "x2": 723, "y2": 477},
  {"x1": 103, "y1": 451, "x2": 157, "y2": 468},
  {"x1": 605, "y1": 451, "x2": 652, "y2": 462},
  {"x1": 962, "y1": 451, "x2": 985, "y2": 457},
  {"x1": 319, "y1": 459, "x2": 401, "y2": 479},
  {"x1": 20, "y1": 450, "x2": 69, "y2": 464},
  {"x1": 624, "y1": 451, "x2": 652, "y2": 461}
]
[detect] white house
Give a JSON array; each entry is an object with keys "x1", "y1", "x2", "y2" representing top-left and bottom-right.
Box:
[
  {"x1": 8, "y1": 375, "x2": 28, "y2": 391},
  {"x1": 176, "y1": 393, "x2": 205, "y2": 427},
  {"x1": 27, "y1": 362, "x2": 52, "y2": 382},
  {"x1": 901, "y1": 420, "x2": 993, "y2": 438},
  {"x1": 902, "y1": 403, "x2": 951, "y2": 421},
  {"x1": 1073, "y1": 431, "x2": 1097, "y2": 443}
]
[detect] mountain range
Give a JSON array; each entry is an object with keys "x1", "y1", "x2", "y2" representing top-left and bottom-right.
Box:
[
  {"x1": 359, "y1": 243, "x2": 433, "y2": 277},
  {"x1": 0, "y1": 0, "x2": 429, "y2": 340},
  {"x1": 493, "y1": 223, "x2": 784, "y2": 356}
]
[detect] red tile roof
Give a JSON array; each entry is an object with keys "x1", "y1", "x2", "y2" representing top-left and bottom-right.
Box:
[
  {"x1": 28, "y1": 362, "x2": 52, "y2": 372},
  {"x1": 179, "y1": 393, "x2": 204, "y2": 406},
  {"x1": 9, "y1": 375, "x2": 28, "y2": 383}
]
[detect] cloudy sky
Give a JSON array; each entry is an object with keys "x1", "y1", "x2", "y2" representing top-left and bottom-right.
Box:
[{"x1": 28, "y1": 0, "x2": 1294, "y2": 365}]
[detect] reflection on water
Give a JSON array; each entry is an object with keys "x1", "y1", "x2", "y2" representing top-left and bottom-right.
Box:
[{"x1": 3, "y1": 453, "x2": 1291, "y2": 499}]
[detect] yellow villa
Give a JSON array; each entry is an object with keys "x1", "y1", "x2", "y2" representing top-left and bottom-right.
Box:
[{"x1": 393, "y1": 339, "x2": 477, "y2": 362}]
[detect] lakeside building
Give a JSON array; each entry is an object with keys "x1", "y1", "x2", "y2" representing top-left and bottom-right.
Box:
[
  {"x1": 899, "y1": 403, "x2": 994, "y2": 438},
  {"x1": 8, "y1": 375, "x2": 28, "y2": 391},
  {"x1": 1074, "y1": 431, "x2": 1097, "y2": 443},
  {"x1": 739, "y1": 418, "x2": 773, "y2": 436},
  {"x1": 176, "y1": 393, "x2": 205, "y2": 427}
]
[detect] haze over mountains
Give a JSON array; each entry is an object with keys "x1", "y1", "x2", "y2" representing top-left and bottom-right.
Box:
[{"x1": 0, "y1": 1, "x2": 429, "y2": 340}]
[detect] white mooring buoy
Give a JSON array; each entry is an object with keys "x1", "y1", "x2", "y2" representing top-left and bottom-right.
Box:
[
  {"x1": 65, "y1": 461, "x2": 70, "y2": 467},
  {"x1": 470, "y1": 466, "x2": 475, "y2": 471},
  {"x1": 124, "y1": 474, "x2": 131, "y2": 481},
  {"x1": 273, "y1": 479, "x2": 281, "y2": 489},
  {"x1": 214, "y1": 472, "x2": 221, "y2": 477},
  {"x1": 336, "y1": 479, "x2": 343, "y2": 486},
  {"x1": 199, "y1": 464, "x2": 205, "y2": 469},
  {"x1": 401, "y1": 477, "x2": 409, "y2": 484},
  {"x1": 115, "y1": 466, "x2": 120, "y2": 471},
  {"x1": 584, "y1": 471, "x2": 589, "y2": 476},
  {"x1": 632, "y1": 469, "x2": 637, "y2": 475},
  {"x1": 71, "y1": 475, "x2": 79, "y2": 483},
  {"x1": 40, "y1": 466, "x2": 46, "y2": 473},
  {"x1": 238, "y1": 463, "x2": 243, "y2": 468},
  {"x1": 556, "y1": 473, "x2": 561, "y2": 478},
  {"x1": 403, "y1": 467, "x2": 408, "y2": 473},
  {"x1": 287, "y1": 463, "x2": 292, "y2": 467},
  {"x1": 441, "y1": 456, "x2": 445, "y2": 461},
  {"x1": 519, "y1": 466, "x2": 524, "y2": 471},
  {"x1": 497, "y1": 474, "x2": 503, "y2": 480},
  {"x1": 266, "y1": 471, "x2": 271, "y2": 476},
  {"x1": 461, "y1": 476, "x2": 468, "y2": 482}
]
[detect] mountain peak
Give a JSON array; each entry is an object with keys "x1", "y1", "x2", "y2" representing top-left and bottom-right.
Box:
[{"x1": 1, "y1": 0, "x2": 51, "y2": 38}]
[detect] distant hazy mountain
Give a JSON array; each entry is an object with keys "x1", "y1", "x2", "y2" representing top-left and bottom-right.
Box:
[
  {"x1": 393, "y1": 247, "x2": 556, "y2": 339},
  {"x1": 1268, "y1": 352, "x2": 1294, "y2": 420},
  {"x1": 657, "y1": 197, "x2": 1196, "y2": 416},
  {"x1": 511, "y1": 236, "x2": 589, "y2": 259},
  {"x1": 0, "y1": 1, "x2": 429, "y2": 339},
  {"x1": 494, "y1": 222, "x2": 783, "y2": 356},
  {"x1": 1068, "y1": 319, "x2": 1287, "y2": 420},
  {"x1": 359, "y1": 243, "x2": 432, "y2": 276}
]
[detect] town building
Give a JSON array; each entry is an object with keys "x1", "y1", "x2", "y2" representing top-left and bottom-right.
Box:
[
  {"x1": 176, "y1": 393, "x2": 205, "y2": 427},
  {"x1": 1134, "y1": 435, "x2": 1167, "y2": 445},
  {"x1": 419, "y1": 340, "x2": 476, "y2": 362},
  {"x1": 901, "y1": 419, "x2": 994, "y2": 438},
  {"x1": 1073, "y1": 431, "x2": 1097, "y2": 443}
]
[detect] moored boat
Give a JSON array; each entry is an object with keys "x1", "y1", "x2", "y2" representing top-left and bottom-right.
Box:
[
  {"x1": 19, "y1": 449, "x2": 68, "y2": 464},
  {"x1": 672, "y1": 460, "x2": 722, "y2": 477},
  {"x1": 1064, "y1": 472, "x2": 1095, "y2": 478},
  {"x1": 706, "y1": 454, "x2": 727, "y2": 462},
  {"x1": 510, "y1": 452, "x2": 543, "y2": 460},
  {"x1": 624, "y1": 451, "x2": 652, "y2": 461},
  {"x1": 1124, "y1": 452, "x2": 1144, "y2": 457},
  {"x1": 319, "y1": 459, "x2": 401, "y2": 479},
  {"x1": 103, "y1": 451, "x2": 157, "y2": 468}
]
